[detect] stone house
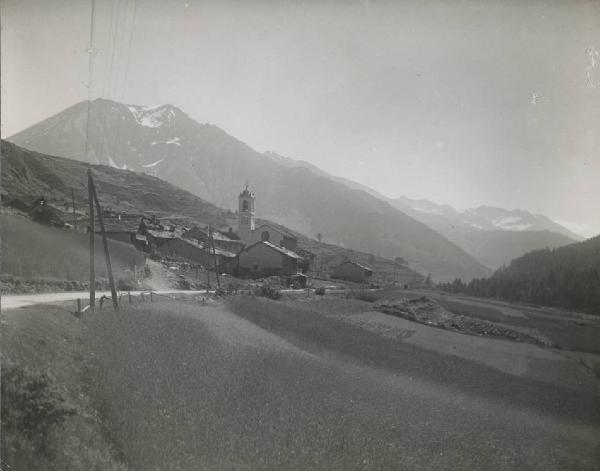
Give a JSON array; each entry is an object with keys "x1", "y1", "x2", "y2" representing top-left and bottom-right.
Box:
[
  {"x1": 236, "y1": 240, "x2": 302, "y2": 278},
  {"x1": 331, "y1": 260, "x2": 373, "y2": 283}
]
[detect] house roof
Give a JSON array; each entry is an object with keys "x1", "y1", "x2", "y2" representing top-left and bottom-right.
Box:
[
  {"x1": 185, "y1": 226, "x2": 244, "y2": 244},
  {"x1": 254, "y1": 223, "x2": 297, "y2": 240},
  {"x1": 335, "y1": 260, "x2": 373, "y2": 272},
  {"x1": 95, "y1": 217, "x2": 140, "y2": 233},
  {"x1": 243, "y1": 240, "x2": 303, "y2": 260},
  {"x1": 178, "y1": 237, "x2": 237, "y2": 258},
  {"x1": 146, "y1": 229, "x2": 178, "y2": 240}
]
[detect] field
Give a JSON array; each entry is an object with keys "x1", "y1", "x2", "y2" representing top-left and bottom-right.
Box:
[
  {"x1": 0, "y1": 214, "x2": 145, "y2": 291},
  {"x1": 2, "y1": 294, "x2": 599, "y2": 470}
]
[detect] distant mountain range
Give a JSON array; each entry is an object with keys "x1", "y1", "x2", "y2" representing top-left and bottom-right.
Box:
[
  {"x1": 387, "y1": 196, "x2": 581, "y2": 270},
  {"x1": 391, "y1": 196, "x2": 581, "y2": 239},
  {"x1": 8, "y1": 97, "x2": 572, "y2": 280}
]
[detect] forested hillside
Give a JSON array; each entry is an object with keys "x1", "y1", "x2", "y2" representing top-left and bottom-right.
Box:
[{"x1": 440, "y1": 236, "x2": 600, "y2": 314}]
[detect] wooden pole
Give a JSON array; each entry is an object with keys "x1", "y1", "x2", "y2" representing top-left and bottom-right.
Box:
[
  {"x1": 88, "y1": 171, "x2": 95, "y2": 311},
  {"x1": 210, "y1": 226, "x2": 220, "y2": 289},
  {"x1": 205, "y1": 226, "x2": 211, "y2": 294},
  {"x1": 71, "y1": 188, "x2": 77, "y2": 231},
  {"x1": 89, "y1": 170, "x2": 119, "y2": 310}
]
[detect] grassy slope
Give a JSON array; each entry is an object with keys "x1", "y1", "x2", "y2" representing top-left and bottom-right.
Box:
[
  {"x1": 1, "y1": 305, "x2": 127, "y2": 470},
  {"x1": 2, "y1": 298, "x2": 599, "y2": 470},
  {"x1": 1, "y1": 214, "x2": 144, "y2": 285}
]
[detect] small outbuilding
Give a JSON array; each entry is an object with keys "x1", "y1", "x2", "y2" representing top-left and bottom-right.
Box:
[{"x1": 331, "y1": 260, "x2": 373, "y2": 283}]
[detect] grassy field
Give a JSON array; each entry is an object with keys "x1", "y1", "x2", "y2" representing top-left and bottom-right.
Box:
[
  {"x1": 1, "y1": 214, "x2": 145, "y2": 290},
  {"x1": 2, "y1": 297, "x2": 599, "y2": 470},
  {"x1": 0, "y1": 304, "x2": 127, "y2": 470}
]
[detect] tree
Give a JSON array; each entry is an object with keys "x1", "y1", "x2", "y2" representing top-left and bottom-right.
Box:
[{"x1": 395, "y1": 256, "x2": 407, "y2": 266}]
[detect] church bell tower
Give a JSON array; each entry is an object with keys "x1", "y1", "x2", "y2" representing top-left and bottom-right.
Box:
[{"x1": 238, "y1": 184, "x2": 255, "y2": 240}]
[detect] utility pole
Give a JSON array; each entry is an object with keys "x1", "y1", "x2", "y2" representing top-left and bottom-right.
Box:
[
  {"x1": 71, "y1": 188, "x2": 77, "y2": 230},
  {"x1": 88, "y1": 172, "x2": 95, "y2": 311},
  {"x1": 205, "y1": 226, "x2": 211, "y2": 294},
  {"x1": 89, "y1": 169, "x2": 118, "y2": 310},
  {"x1": 210, "y1": 226, "x2": 221, "y2": 289}
]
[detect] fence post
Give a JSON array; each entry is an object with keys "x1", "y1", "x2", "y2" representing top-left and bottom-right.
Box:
[
  {"x1": 150, "y1": 291, "x2": 153, "y2": 302},
  {"x1": 128, "y1": 291, "x2": 132, "y2": 304},
  {"x1": 76, "y1": 298, "x2": 81, "y2": 314}
]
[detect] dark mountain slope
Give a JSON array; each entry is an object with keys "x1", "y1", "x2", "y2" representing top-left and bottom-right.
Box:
[
  {"x1": 441, "y1": 235, "x2": 600, "y2": 314},
  {"x1": 0, "y1": 140, "x2": 422, "y2": 282},
  {"x1": 264, "y1": 167, "x2": 490, "y2": 281},
  {"x1": 0, "y1": 140, "x2": 232, "y2": 227}
]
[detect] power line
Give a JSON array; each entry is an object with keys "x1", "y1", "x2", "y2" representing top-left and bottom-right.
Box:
[
  {"x1": 84, "y1": 0, "x2": 97, "y2": 164},
  {"x1": 119, "y1": 0, "x2": 138, "y2": 101}
]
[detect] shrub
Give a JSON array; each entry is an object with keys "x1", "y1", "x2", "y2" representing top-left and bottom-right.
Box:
[
  {"x1": 253, "y1": 285, "x2": 282, "y2": 300},
  {"x1": 117, "y1": 277, "x2": 137, "y2": 291},
  {"x1": 315, "y1": 287, "x2": 326, "y2": 296},
  {"x1": 177, "y1": 278, "x2": 191, "y2": 290},
  {"x1": 1, "y1": 360, "x2": 75, "y2": 458},
  {"x1": 347, "y1": 289, "x2": 377, "y2": 303}
]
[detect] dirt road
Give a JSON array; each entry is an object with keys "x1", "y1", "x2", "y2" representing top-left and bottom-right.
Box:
[{"x1": 0, "y1": 289, "x2": 207, "y2": 309}]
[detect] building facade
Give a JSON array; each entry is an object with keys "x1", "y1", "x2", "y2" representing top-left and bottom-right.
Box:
[
  {"x1": 331, "y1": 261, "x2": 373, "y2": 283},
  {"x1": 241, "y1": 223, "x2": 298, "y2": 251},
  {"x1": 236, "y1": 241, "x2": 301, "y2": 277}
]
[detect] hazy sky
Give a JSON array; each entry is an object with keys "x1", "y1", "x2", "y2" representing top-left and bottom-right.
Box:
[{"x1": 2, "y1": 0, "x2": 599, "y2": 236}]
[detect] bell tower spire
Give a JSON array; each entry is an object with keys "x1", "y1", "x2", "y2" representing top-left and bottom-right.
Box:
[{"x1": 238, "y1": 184, "x2": 255, "y2": 240}]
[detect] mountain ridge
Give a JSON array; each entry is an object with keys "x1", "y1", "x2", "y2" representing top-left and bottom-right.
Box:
[{"x1": 8, "y1": 98, "x2": 492, "y2": 281}]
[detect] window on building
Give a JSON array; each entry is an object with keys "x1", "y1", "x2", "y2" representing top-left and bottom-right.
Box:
[
  {"x1": 261, "y1": 230, "x2": 270, "y2": 241},
  {"x1": 242, "y1": 200, "x2": 249, "y2": 211}
]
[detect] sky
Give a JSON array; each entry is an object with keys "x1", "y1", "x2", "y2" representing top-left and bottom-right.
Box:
[{"x1": 2, "y1": 0, "x2": 599, "y2": 237}]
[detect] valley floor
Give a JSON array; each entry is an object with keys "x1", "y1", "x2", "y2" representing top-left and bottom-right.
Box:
[{"x1": 1, "y1": 294, "x2": 599, "y2": 470}]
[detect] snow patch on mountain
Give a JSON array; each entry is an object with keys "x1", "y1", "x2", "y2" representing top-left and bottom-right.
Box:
[
  {"x1": 142, "y1": 158, "x2": 165, "y2": 168},
  {"x1": 107, "y1": 155, "x2": 128, "y2": 170},
  {"x1": 412, "y1": 202, "x2": 445, "y2": 215},
  {"x1": 492, "y1": 217, "x2": 533, "y2": 231},
  {"x1": 127, "y1": 104, "x2": 174, "y2": 128}
]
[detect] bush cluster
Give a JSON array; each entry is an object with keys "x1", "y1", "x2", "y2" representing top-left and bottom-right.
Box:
[
  {"x1": 253, "y1": 285, "x2": 282, "y2": 300},
  {"x1": 1, "y1": 360, "x2": 75, "y2": 458},
  {"x1": 346, "y1": 289, "x2": 377, "y2": 303}
]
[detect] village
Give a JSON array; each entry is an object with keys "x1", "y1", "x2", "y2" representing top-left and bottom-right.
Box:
[
  {"x1": 3, "y1": 1, "x2": 599, "y2": 469},
  {"x1": 2, "y1": 183, "x2": 415, "y2": 296}
]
